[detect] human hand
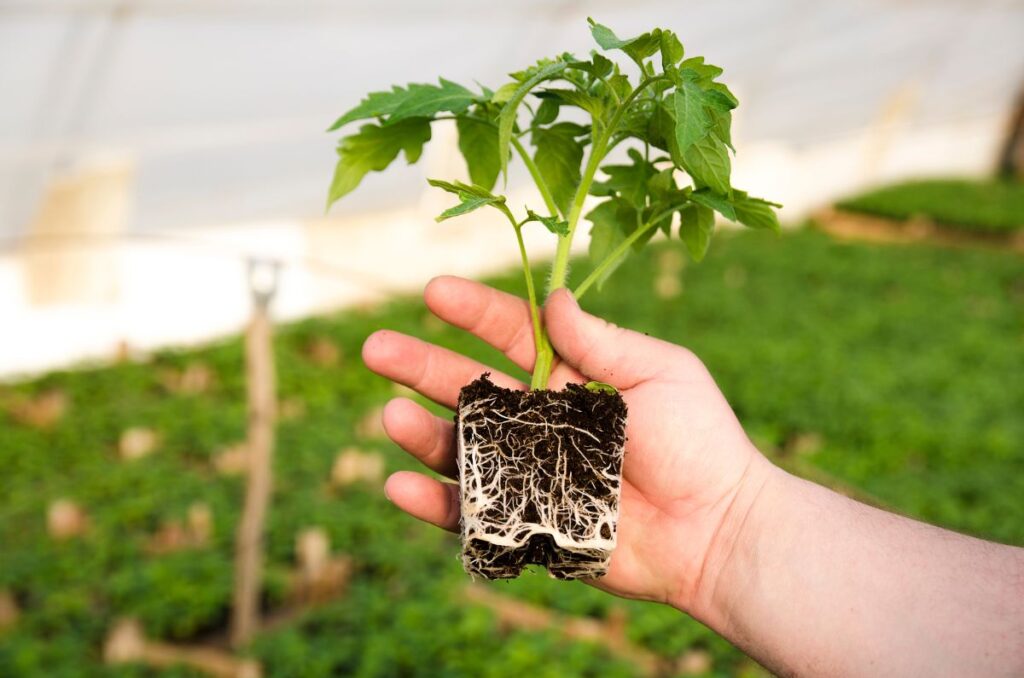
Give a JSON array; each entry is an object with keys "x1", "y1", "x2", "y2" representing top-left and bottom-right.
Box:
[{"x1": 361, "y1": 276, "x2": 772, "y2": 615}]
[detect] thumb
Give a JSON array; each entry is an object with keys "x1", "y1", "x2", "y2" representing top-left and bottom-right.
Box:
[{"x1": 544, "y1": 289, "x2": 672, "y2": 389}]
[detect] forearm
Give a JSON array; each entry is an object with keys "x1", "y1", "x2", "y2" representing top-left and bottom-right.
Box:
[{"x1": 686, "y1": 458, "x2": 1024, "y2": 677}]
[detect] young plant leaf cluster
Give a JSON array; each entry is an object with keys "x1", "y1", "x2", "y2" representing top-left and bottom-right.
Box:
[{"x1": 327, "y1": 18, "x2": 780, "y2": 389}]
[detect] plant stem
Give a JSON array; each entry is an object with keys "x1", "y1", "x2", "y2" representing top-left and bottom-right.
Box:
[
  {"x1": 544, "y1": 74, "x2": 670, "y2": 299},
  {"x1": 529, "y1": 75, "x2": 671, "y2": 389},
  {"x1": 511, "y1": 137, "x2": 560, "y2": 217},
  {"x1": 499, "y1": 207, "x2": 552, "y2": 391},
  {"x1": 574, "y1": 206, "x2": 679, "y2": 300}
]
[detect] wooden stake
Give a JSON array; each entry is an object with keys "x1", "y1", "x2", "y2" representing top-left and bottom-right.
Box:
[{"x1": 230, "y1": 260, "x2": 280, "y2": 648}]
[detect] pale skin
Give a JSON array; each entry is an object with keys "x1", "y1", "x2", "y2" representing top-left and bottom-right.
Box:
[{"x1": 362, "y1": 275, "x2": 1024, "y2": 678}]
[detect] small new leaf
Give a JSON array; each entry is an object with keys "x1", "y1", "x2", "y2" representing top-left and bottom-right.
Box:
[
  {"x1": 427, "y1": 178, "x2": 508, "y2": 222},
  {"x1": 523, "y1": 209, "x2": 569, "y2": 236},
  {"x1": 584, "y1": 380, "x2": 618, "y2": 395},
  {"x1": 328, "y1": 118, "x2": 432, "y2": 207}
]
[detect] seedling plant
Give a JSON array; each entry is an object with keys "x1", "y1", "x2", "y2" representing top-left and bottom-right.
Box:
[{"x1": 327, "y1": 19, "x2": 780, "y2": 579}]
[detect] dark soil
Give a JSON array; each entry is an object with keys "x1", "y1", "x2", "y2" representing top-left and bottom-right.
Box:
[{"x1": 455, "y1": 375, "x2": 627, "y2": 580}]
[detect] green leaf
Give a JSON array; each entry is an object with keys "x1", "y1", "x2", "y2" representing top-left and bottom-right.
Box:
[
  {"x1": 672, "y1": 80, "x2": 714, "y2": 156},
  {"x1": 387, "y1": 78, "x2": 476, "y2": 122},
  {"x1": 567, "y1": 53, "x2": 613, "y2": 79},
  {"x1": 678, "y1": 203, "x2": 715, "y2": 261},
  {"x1": 327, "y1": 86, "x2": 410, "y2": 131},
  {"x1": 587, "y1": 18, "x2": 662, "y2": 66},
  {"x1": 678, "y1": 57, "x2": 724, "y2": 84},
  {"x1": 327, "y1": 118, "x2": 432, "y2": 207},
  {"x1": 436, "y1": 195, "x2": 502, "y2": 221},
  {"x1": 537, "y1": 89, "x2": 605, "y2": 120},
  {"x1": 427, "y1": 178, "x2": 508, "y2": 222},
  {"x1": 591, "y1": 148, "x2": 656, "y2": 208},
  {"x1": 682, "y1": 134, "x2": 731, "y2": 194},
  {"x1": 690, "y1": 189, "x2": 737, "y2": 221},
  {"x1": 523, "y1": 209, "x2": 569, "y2": 236},
  {"x1": 584, "y1": 380, "x2": 618, "y2": 394},
  {"x1": 455, "y1": 116, "x2": 501, "y2": 191},
  {"x1": 660, "y1": 31, "x2": 684, "y2": 69},
  {"x1": 498, "y1": 60, "x2": 570, "y2": 181},
  {"x1": 532, "y1": 122, "x2": 585, "y2": 217},
  {"x1": 491, "y1": 82, "x2": 519, "y2": 104},
  {"x1": 732, "y1": 191, "x2": 782, "y2": 232},
  {"x1": 534, "y1": 98, "x2": 560, "y2": 125},
  {"x1": 328, "y1": 79, "x2": 475, "y2": 131},
  {"x1": 585, "y1": 197, "x2": 635, "y2": 291},
  {"x1": 427, "y1": 178, "x2": 503, "y2": 201}
]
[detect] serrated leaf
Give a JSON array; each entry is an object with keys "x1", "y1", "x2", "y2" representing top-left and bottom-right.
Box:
[
  {"x1": 732, "y1": 191, "x2": 782, "y2": 232},
  {"x1": 327, "y1": 86, "x2": 410, "y2": 131},
  {"x1": 427, "y1": 178, "x2": 503, "y2": 201},
  {"x1": 523, "y1": 209, "x2": 569, "y2": 236},
  {"x1": 672, "y1": 80, "x2": 714, "y2": 156},
  {"x1": 328, "y1": 79, "x2": 475, "y2": 132},
  {"x1": 427, "y1": 178, "x2": 508, "y2": 222},
  {"x1": 436, "y1": 195, "x2": 502, "y2": 221},
  {"x1": 498, "y1": 60, "x2": 570, "y2": 181},
  {"x1": 690, "y1": 188, "x2": 737, "y2": 221},
  {"x1": 327, "y1": 118, "x2": 432, "y2": 207},
  {"x1": 386, "y1": 79, "x2": 476, "y2": 122},
  {"x1": 532, "y1": 122, "x2": 585, "y2": 217},
  {"x1": 660, "y1": 31, "x2": 684, "y2": 69},
  {"x1": 586, "y1": 199, "x2": 633, "y2": 291},
  {"x1": 682, "y1": 134, "x2": 731, "y2": 195},
  {"x1": 587, "y1": 18, "x2": 662, "y2": 66},
  {"x1": 678, "y1": 56, "x2": 724, "y2": 84},
  {"x1": 591, "y1": 148, "x2": 656, "y2": 208},
  {"x1": 678, "y1": 203, "x2": 715, "y2": 261},
  {"x1": 456, "y1": 116, "x2": 501, "y2": 191}
]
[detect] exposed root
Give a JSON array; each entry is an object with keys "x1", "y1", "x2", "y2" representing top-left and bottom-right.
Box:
[{"x1": 456, "y1": 376, "x2": 627, "y2": 580}]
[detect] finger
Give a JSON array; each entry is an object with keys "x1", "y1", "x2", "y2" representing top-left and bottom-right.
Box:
[
  {"x1": 544, "y1": 289, "x2": 674, "y2": 389},
  {"x1": 363, "y1": 330, "x2": 526, "y2": 409},
  {"x1": 382, "y1": 398, "x2": 457, "y2": 478},
  {"x1": 424, "y1": 276, "x2": 537, "y2": 372},
  {"x1": 384, "y1": 471, "x2": 460, "y2": 532}
]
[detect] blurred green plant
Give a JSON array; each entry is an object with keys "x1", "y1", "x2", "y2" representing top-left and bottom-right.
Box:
[
  {"x1": 0, "y1": 228, "x2": 1021, "y2": 676},
  {"x1": 836, "y1": 178, "x2": 1024, "y2": 233}
]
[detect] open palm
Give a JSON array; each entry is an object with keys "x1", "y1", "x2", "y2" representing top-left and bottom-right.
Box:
[{"x1": 362, "y1": 276, "x2": 765, "y2": 612}]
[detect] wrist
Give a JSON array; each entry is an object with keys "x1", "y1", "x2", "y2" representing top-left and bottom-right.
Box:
[{"x1": 675, "y1": 453, "x2": 782, "y2": 625}]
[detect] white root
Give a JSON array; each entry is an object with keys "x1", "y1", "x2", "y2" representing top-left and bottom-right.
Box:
[{"x1": 457, "y1": 387, "x2": 627, "y2": 580}]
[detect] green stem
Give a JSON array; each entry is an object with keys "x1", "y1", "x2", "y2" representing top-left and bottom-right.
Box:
[
  {"x1": 574, "y1": 206, "x2": 679, "y2": 300},
  {"x1": 511, "y1": 137, "x2": 560, "y2": 218},
  {"x1": 500, "y1": 208, "x2": 551, "y2": 391},
  {"x1": 545, "y1": 74, "x2": 670, "y2": 298}
]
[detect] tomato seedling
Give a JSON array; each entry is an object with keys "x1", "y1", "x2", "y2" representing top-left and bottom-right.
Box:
[{"x1": 327, "y1": 19, "x2": 780, "y2": 579}]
